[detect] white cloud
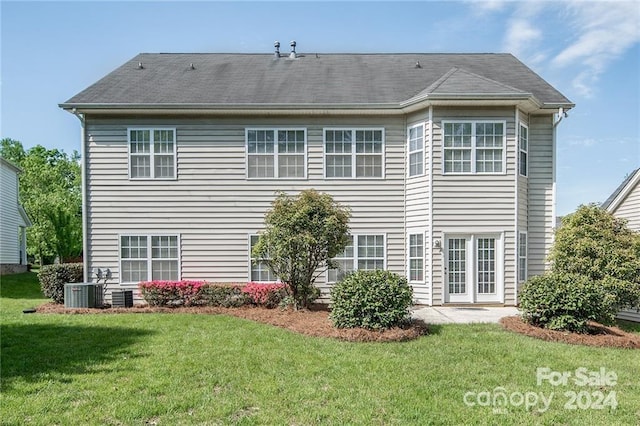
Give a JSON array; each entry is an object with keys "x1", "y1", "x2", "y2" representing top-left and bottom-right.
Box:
[
  {"x1": 503, "y1": 18, "x2": 542, "y2": 58},
  {"x1": 469, "y1": 0, "x2": 508, "y2": 13},
  {"x1": 552, "y1": 1, "x2": 640, "y2": 97}
]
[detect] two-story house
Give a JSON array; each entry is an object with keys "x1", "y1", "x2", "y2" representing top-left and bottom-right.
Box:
[{"x1": 60, "y1": 47, "x2": 573, "y2": 305}]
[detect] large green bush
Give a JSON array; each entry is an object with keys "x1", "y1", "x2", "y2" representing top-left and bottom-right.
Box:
[
  {"x1": 519, "y1": 272, "x2": 617, "y2": 333},
  {"x1": 39, "y1": 263, "x2": 84, "y2": 304},
  {"x1": 520, "y1": 205, "x2": 640, "y2": 333},
  {"x1": 330, "y1": 270, "x2": 413, "y2": 330}
]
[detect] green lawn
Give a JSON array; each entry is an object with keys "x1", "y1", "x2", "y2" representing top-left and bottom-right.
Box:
[{"x1": 1, "y1": 273, "x2": 639, "y2": 425}]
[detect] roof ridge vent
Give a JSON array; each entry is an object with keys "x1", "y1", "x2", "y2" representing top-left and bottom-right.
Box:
[{"x1": 289, "y1": 40, "x2": 297, "y2": 59}]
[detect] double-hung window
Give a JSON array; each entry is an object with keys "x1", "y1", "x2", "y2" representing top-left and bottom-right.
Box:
[
  {"x1": 408, "y1": 233, "x2": 424, "y2": 282},
  {"x1": 443, "y1": 121, "x2": 505, "y2": 174},
  {"x1": 327, "y1": 234, "x2": 385, "y2": 282},
  {"x1": 129, "y1": 129, "x2": 176, "y2": 179},
  {"x1": 519, "y1": 123, "x2": 528, "y2": 177},
  {"x1": 325, "y1": 129, "x2": 384, "y2": 178},
  {"x1": 246, "y1": 129, "x2": 306, "y2": 179},
  {"x1": 249, "y1": 235, "x2": 277, "y2": 282},
  {"x1": 408, "y1": 124, "x2": 424, "y2": 177},
  {"x1": 518, "y1": 232, "x2": 527, "y2": 283},
  {"x1": 120, "y1": 235, "x2": 179, "y2": 283}
]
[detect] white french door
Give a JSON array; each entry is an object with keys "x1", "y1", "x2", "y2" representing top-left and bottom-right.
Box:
[{"x1": 444, "y1": 234, "x2": 502, "y2": 303}]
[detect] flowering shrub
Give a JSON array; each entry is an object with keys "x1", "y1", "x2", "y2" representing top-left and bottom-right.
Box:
[
  {"x1": 242, "y1": 282, "x2": 287, "y2": 308},
  {"x1": 139, "y1": 280, "x2": 205, "y2": 307}
]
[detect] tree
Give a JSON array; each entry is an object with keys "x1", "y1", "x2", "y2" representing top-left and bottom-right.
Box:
[
  {"x1": 1, "y1": 140, "x2": 82, "y2": 264},
  {"x1": 252, "y1": 190, "x2": 351, "y2": 310}
]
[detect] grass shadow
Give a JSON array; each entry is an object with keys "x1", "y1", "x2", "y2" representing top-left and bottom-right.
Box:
[
  {"x1": 1, "y1": 323, "x2": 154, "y2": 390},
  {"x1": 0, "y1": 272, "x2": 44, "y2": 300},
  {"x1": 616, "y1": 319, "x2": 640, "y2": 334}
]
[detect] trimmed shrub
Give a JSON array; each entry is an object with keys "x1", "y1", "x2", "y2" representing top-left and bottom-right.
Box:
[
  {"x1": 330, "y1": 270, "x2": 413, "y2": 330},
  {"x1": 139, "y1": 280, "x2": 204, "y2": 307},
  {"x1": 39, "y1": 263, "x2": 84, "y2": 304},
  {"x1": 519, "y1": 272, "x2": 617, "y2": 333},
  {"x1": 242, "y1": 282, "x2": 288, "y2": 309},
  {"x1": 199, "y1": 284, "x2": 249, "y2": 308}
]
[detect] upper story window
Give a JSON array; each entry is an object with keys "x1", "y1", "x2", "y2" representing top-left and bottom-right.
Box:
[
  {"x1": 129, "y1": 129, "x2": 176, "y2": 179},
  {"x1": 246, "y1": 129, "x2": 306, "y2": 179},
  {"x1": 408, "y1": 124, "x2": 424, "y2": 177},
  {"x1": 442, "y1": 121, "x2": 505, "y2": 174},
  {"x1": 519, "y1": 123, "x2": 528, "y2": 177},
  {"x1": 324, "y1": 128, "x2": 384, "y2": 178}
]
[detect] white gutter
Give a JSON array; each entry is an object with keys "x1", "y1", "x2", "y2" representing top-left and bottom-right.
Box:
[{"x1": 71, "y1": 108, "x2": 89, "y2": 283}]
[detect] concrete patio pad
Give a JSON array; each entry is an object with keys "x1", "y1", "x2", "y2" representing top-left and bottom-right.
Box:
[{"x1": 411, "y1": 306, "x2": 520, "y2": 324}]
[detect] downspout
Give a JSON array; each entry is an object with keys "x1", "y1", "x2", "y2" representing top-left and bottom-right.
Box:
[{"x1": 71, "y1": 108, "x2": 89, "y2": 283}]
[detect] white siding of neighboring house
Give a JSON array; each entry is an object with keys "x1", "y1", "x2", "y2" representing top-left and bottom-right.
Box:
[
  {"x1": 430, "y1": 107, "x2": 518, "y2": 305},
  {"x1": 607, "y1": 171, "x2": 640, "y2": 322},
  {"x1": 1, "y1": 159, "x2": 28, "y2": 270},
  {"x1": 609, "y1": 173, "x2": 640, "y2": 231},
  {"x1": 85, "y1": 115, "x2": 407, "y2": 301}
]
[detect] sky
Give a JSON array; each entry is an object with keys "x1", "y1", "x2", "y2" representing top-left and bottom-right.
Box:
[{"x1": 1, "y1": 0, "x2": 639, "y2": 216}]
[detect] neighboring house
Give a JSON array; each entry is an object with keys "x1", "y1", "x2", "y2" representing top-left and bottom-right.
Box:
[
  {"x1": 60, "y1": 47, "x2": 574, "y2": 305},
  {"x1": 602, "y1": 168, "x2": 640, "y2": 322},
  {"x1": 0, "y1": 157, "x2": 31, "y2": 274}
]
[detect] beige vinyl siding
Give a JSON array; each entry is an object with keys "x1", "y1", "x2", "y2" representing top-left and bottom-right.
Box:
[
  {"x1": 85, "y1": 115, "x2": 406, "y2": 300},
  {"x1": 517, "y1": 112, "x2": 530, "y2": 292},
  {"x1": 430, "y1": 107, "x2": 517, "y2": 305},
  {"x1": 611, "y1": 179, "x2": 640, "y2": 231},
  {"x1": 0, "y1": 161, "x2": 22, "y2": 264},
  {"x1": 527, "y1": 115, "x2": 554, "y2": 277},
  {"x1": 405, "y1": 110, "x2": 431, "y2": 303}
]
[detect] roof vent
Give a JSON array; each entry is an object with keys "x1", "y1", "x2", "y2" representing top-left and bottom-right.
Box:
[
  {"x1": 189, "y1": 63, "x2": 195, "y2": 70},
  {"x1": 415, "y1": 61, "x2": 422, "y2": 69},
  {"x1": 274, "y1": 41, "x2": 281, "y2": 58},
  {"x1": 137, "y1": 62, "x2": 144, "y2": 70},
  {"x1": 289, "y1": 40, "x2": 297, "y2": 59}
]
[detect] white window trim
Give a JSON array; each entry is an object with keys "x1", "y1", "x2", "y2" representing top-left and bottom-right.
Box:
[
  {"x1": 323, "y1": 127, "x2": 386, "y2": 179},
  {"x1": 118, "y1": 233, "x2": 181, "y2": 284},
  {"x1": 128, "y1": 127, "x2": 177, "y2": 180},
  {"x1": 327, "y1": 233, "x2": 387, "y2": 283},
  {"x1": 408, "y1": 123, "x2": 425, "y2": 178},
  {"x1": 518, "y1": 231, "x2": 528, "y2": 283},
  {"x1": 441, "y1": 120, "x2": 507, "y2": 175},
  {"x1": 248, "y1": 234, "x2": 279, "y2": 282},
  {"x1": 518, "y1": 123, "x2": 528, "y2": 177},
  {"x1": 407, "y1": 229, "x2": 426, "y2": 284},
  {"x1": 245, "y1": 128, "x2": 308, "y2": 180},
  {"x1": 442, "y1": 232, "x2": 504, "y2": 303}
]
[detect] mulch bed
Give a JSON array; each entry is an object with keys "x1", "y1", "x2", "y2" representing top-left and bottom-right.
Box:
[
  {"x1": 34, "y1": 303, "x2": 639, "y2": 347},
  {"x1": 35, "y1": 303, "x2": 429, "y2": 343},
  {"x1": 500, "y1": 316, "x2": 640, "y2": 349}
]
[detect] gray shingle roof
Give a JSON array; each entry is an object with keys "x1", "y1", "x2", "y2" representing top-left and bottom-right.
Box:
[{"x1": 61, "y1": 53, "x2": 573, "y2": 109}]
